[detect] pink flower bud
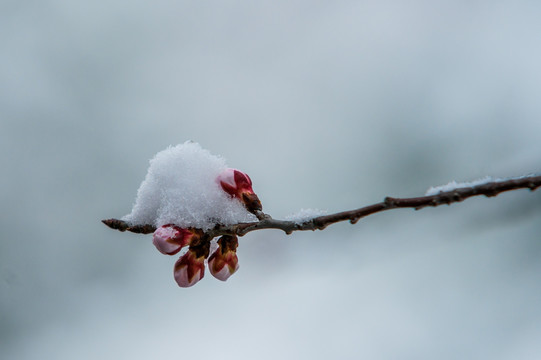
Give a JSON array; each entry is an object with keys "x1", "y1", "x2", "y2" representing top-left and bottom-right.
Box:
[
  {"x1": 217, "y1": 168, "x2": 262, "y2": 212},
  {"x1": 153, "y1": 225, "x2": 202, "y2": 255},
  {"x1": 173, "y1": 249, "x2": 206, "y2": 287},
  {"x1": 208, "y1": 235, "x2": 240, "y2": 281}
]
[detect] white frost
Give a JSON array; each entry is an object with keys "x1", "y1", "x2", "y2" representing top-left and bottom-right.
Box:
[
  {"x1": 122, "y1": 141, "x2": 257, "y2": 230},
  {"x1": 425, "y1": 174, "x2": 533, "y2": 196},
  {"x1": 284, "y1": 208, "x2": 328, "y2": 225}
]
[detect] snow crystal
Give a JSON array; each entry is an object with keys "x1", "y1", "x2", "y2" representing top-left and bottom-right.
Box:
[
  {"x1": 425, "y1": 174, "x2": 533, "y2": 196},
  {"x1": 284, "y1": 208, "x2": 328, "y2": 225},
  {"x1": 122, "y1": 141, "x2": 257, "y2": 230},
  {"x1": 425, "y1": 176, "x2": 494, "y2": 196}
]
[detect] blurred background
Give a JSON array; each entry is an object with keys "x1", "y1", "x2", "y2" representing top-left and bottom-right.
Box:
[{"x1": 1, "y1": 1, "x2": 540, "y2": 359}]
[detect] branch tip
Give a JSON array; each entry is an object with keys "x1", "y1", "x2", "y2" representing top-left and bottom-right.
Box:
[{"x1": 102, "y1": 218, "x2": 128, "y2": 232}]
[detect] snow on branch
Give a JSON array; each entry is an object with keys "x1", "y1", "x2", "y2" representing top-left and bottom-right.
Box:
[
  {"x1": 102, "y1": 142, "x2": 540, "y2": 287},
  {"x1": 103, "y1": 173, "x2": 541, "y2": 237}
]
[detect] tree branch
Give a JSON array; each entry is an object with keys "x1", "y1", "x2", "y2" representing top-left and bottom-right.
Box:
[{"x1": 102, "y1": 174, "x2": 541, "y2": 237}]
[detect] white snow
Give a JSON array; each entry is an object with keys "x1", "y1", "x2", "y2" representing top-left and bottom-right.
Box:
[
  {"x1": 284, "y1": 208, "x2": 328, "y2": 224},
  {"x1": 425, "y1": 176, "x2": 494, "y2": 196},
  {"x1": 425, "y1": 174, "x2": 533, "y2": 196},
  {"x1": 122, "y1": 141, "x2": 257, "y2": 230}
]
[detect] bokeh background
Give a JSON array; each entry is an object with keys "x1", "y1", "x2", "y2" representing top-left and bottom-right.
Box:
[{"x1": 2, "y1": 1, "x2": 540, "y2": 359}]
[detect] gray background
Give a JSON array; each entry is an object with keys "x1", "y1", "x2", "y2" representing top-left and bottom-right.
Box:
[{"x1": 2, "y1": 1, "x2": 541, "y2": 359}]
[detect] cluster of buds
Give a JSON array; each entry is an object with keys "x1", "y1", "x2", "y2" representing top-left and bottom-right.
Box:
[{"x1": 152, "y1": 168, "x2": 261, "y2": 287}]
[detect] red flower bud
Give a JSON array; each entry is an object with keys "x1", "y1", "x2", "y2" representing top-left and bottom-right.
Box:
[
  {"x1": 173, "y1": 249, "x2": 206, "y2": 288},
  {"x1": 217, "y1": 168, "x2": 262, "y2": 212},
  {"x1": 153, "y1": 225, "x2": 202, "y2": 255},
  {"x1": 208, "y1": 235, "x2": 240, "y2": 281}
]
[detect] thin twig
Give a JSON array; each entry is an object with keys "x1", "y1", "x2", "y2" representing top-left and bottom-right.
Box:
[{"x1": 102, "y1": 174, "x2": 541, "y2": 237}]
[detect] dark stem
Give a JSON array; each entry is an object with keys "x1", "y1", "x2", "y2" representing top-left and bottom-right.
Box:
[{"x1": 102, "y1": 174, "x2": 541, "y2": 237}]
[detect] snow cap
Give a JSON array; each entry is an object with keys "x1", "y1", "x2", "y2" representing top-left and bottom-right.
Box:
[{"x1": 122, "y1": 141, "x2": 257, "y2": 230}]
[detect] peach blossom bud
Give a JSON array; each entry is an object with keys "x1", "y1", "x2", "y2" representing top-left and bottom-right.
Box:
[
  {"x1": 173, "y1": 249, "x2": 206, "y2": 288},
  {"x1": 208, "y1": 235, "x2": 240, "y2": 281},
  {"x1": 153, "y1": 225, "x2": 202, "y2": 255},
  {"x1": 217, "y1": 168, "x2": 262, "y2": 212}
]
